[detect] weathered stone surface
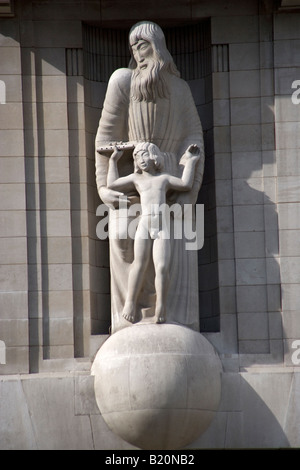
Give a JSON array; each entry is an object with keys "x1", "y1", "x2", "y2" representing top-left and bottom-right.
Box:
[
  {"x1": 0, "y1": 0, "x2": 300, "y2": 450},
  {"x1": 92, "y1": 324, "x2": 222, "y2": 450}
]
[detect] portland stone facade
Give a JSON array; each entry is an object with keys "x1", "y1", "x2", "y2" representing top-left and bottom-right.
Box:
[{"x1": 0, "y1": 0, "x2": 300, "y2": 449}]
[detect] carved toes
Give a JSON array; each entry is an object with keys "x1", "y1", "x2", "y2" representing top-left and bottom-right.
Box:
[
  {"x1": 123, "y1": 312, "x2": 135, "y2": 323},
  {"x1": 122, "y1": 303, "x2": 136, "y2": 323},
  {"x1": 155, "y1": 314, "x2": 166, "y2": 324}
]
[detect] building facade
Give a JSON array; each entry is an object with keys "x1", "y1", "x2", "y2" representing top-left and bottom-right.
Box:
[{"x1": 0, "y1": 0, "x2": 300, "y2": 449}]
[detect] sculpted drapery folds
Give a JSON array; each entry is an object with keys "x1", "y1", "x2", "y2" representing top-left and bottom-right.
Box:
[{"x1": 95, "y1": 21, "x2": 205, "y2": 333}]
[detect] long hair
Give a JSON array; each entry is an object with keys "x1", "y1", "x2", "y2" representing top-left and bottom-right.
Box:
[
  {"x1": 133, "y1": 142, "x2": 164, "y2": 173},
  {"x1": 128, "y1": 21, "x2": 180, "y2": 102}
]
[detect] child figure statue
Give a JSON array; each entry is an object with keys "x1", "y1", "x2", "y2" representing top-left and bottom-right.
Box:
[{"x1": 107, "y1": 141, "x2": 200, "y2": 324}]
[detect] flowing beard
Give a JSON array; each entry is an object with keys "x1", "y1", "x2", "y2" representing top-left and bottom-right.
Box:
[{"x1": 131, "y1": 62, "x2": 168, "y2": 102}]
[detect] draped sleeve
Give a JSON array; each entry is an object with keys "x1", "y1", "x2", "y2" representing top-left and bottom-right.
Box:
[{"x1": 95, "y1": 68, "x2": 131, "y2": 190}]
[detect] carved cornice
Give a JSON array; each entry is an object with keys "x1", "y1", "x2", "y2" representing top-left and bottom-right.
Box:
[
  {"x1": 0, "y1": 0, "x2": 14, "y2": 17},
  {"x1": 279, "y1": 0, "x2": 300, "y2": 10}
]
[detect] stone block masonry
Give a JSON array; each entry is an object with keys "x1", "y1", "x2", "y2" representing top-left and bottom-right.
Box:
[{"x1": 0, "y1": 0, "x2": 300, "y2": 449}]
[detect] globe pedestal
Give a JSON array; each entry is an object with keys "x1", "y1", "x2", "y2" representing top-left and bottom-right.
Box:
[{"x1": 91, "y1": 323, "x2": 222, "y2": 450}]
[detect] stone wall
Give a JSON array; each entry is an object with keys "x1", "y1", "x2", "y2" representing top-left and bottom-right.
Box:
[
  {"x1": 1, "y1": 369, "x2": 299, "y2": 449},
  {"x1": 0, "y1": 0, "x2": 300, "y2": 449}
]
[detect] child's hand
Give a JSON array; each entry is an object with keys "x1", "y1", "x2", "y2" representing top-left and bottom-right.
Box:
[
  {"x1": 111, "y1": 146, "x2": 124, "y2": 161},
  {"x1": 185, "y1": 144, "x2": 200, "y2": 160},
  {"x1": 181, "y1": 144, "x2": 200, "y2": 163}
]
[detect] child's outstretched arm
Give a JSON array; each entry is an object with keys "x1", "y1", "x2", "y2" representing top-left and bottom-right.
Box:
[
  {"x1": 166, "y1": 144, "x2": 200, "y2": 191},
  {"x1": 107, "y1": 147, "x2": 135, "y2": 192}
]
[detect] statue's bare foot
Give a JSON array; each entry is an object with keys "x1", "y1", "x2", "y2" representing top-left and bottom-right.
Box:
[
  {"x1": 122, "y1": 302, "x2": 136, "y2": 323},
  {"x1": 156, "y1": 315, "x2": 166, "y2": 324},
  {"x1": 155, "y1": 306, "x2": 166, "y2": 324}
]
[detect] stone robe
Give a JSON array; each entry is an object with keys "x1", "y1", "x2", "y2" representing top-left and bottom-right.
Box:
[{"x1": 95, "y1": 67, "x2": 204, "y2": 333}]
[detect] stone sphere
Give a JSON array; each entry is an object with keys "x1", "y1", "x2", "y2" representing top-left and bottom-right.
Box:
[{"x1": 91, "y1": 323, "x2": 222, "y2": 450}]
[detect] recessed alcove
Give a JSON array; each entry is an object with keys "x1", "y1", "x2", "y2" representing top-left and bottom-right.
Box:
[{"x1": 82, "y1": 20, "x2": 220, "y2": 335}]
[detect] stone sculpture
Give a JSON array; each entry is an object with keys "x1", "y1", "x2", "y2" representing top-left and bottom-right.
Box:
[
  {"x1": 95, "y1": 20, "x2": 205, "y2": 333},
  {"x1": 92, "y1": 323, "x2": 222, "y2": 450},
  {"x1": 92, "y1": 21, "x2": 222, "y2": 450},
  {"x1": 107, "y1": 142, "x2": 201, "y2": 324}
]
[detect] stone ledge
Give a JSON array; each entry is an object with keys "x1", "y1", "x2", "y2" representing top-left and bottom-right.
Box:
[
  {"x1": 1, "y1": 366, "x2": 299, "y2": 448},
  {"x1": 279, "y1": 0, "x2": 300, "y2": 10},
  {"x1": 0, "y1": 1, "x2": 14, "y2": 18}
]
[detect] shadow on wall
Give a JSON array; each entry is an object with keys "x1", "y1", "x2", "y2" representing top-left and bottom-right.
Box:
[
  {"x1": 187, "y1": 373, "x2": 293, "y2": 449},
  {"x1": 16, "y1": 22, "x2": 283, "y2": 351},
  {"x1": 230, "y1": 101, "x2": 282, "y2": 357}
]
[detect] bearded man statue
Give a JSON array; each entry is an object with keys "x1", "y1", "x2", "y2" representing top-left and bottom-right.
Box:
[{"x1": 95, "y1": 21, "x2": 205, "y2": 333}]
